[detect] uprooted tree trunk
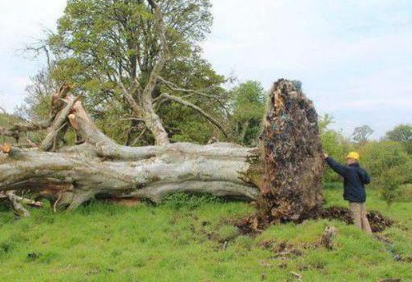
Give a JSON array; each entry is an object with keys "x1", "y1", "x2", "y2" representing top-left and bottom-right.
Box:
[
  {"x1": 0, "y1": 79, "x2": 325, "y2": 222},
  {"x1": 236, "y1": 80, "x2": 325, "y2": 231},
  {"x1": 256, "y1": 79, "x2": 325, "y2": 226}
]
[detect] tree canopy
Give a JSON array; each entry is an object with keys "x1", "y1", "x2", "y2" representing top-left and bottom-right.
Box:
[
  {"x1": 229, "y1": 81, "x2": 266, "y2": 146},
  {"x1": 386, "y1": 124, "x2": 412, "y2": 154},
  {"x1": 43, "y1": 0, "x2": 228, "y2": 146}
]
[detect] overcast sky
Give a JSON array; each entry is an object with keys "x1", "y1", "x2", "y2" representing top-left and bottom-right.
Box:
[{"x1": 1, "y1": 0, "x2": 412, "y2": 138}]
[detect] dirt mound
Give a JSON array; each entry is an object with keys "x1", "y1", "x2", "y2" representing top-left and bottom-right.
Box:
[
  {"x1": 236, "y1": 206, "x2": 394, "y2": 235},
  {"x1": 366, "y1": 211, "x2": 394, "y2": 233},
  {"x1": 321, "y1": 206, "x2": 394, "y2": 233}
]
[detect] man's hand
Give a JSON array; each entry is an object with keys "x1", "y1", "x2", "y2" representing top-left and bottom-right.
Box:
[{"x1": 324, "y1": 153, "x2": 328, "y2": 159}]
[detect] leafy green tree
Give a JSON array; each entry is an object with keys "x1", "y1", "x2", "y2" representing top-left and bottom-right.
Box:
[
  {"x1": 352, "y1": 125, "x2": 373, "y2": 145},
  {"x1": 157, "y1": 50, "x2": 228, "y2": 144},
  {"x1": 44, "y1": 0, "x2": 227, "y2": 145},
  {"x1": 386, "y1": 124, "x2": 412, "y2": 154},
  {"x1": 359, "y1": 141, "x2": 412, "y2": 205},
  {"x1": 230, "y1": 81, "x2": 266, "y2": 146},
  {"x1": 360, "y1": 141, "x2": 411, "y2": 178},
  {"x1": 377, "y1": 168, "x2": 404, "y2": 206}
]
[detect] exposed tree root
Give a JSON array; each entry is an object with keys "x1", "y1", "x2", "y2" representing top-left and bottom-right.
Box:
[
  {"x1": 236, "y1": 206, "x2": 394, "y2": 235},
  {"x1": 241, "y1": 79, "x2": 325, "y2": 230}
]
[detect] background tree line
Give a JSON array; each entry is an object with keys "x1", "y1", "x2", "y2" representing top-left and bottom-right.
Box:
[{"x1": 321, "y1": 117, "x2": 412, "y2": 206}]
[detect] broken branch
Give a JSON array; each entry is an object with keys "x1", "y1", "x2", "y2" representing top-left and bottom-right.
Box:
[{"x1": 41, "y1": 96, "x2": 79, "y2": 151}]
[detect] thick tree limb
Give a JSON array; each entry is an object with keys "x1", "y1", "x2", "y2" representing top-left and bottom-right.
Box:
[
  {"x1": 0, "y1": 143, "x2": 261, "y2": 208},
  {"x1": 0, "y1": 119, "x2": 53, "y2": 141},
  {"x1": 159, "y1": 93, "x2": 229, "y2": 137},
  {"x1": 238, "y1": 120, "x2": 250, "y2": 143},
  {"x1": 5, "y1": 191, "x2": 31, "y2": 217},
  {"x1": 41, "y1": 95, "x2": 79, "y2": 151},
  {"x1": 0, "y1": 92, "x2": 260, "y2": 209},
  {"x1": 0, "y1": 127, "x2": 20, "y2": 140},
  {"x1": 51, "y1": 83, "x2": 73, "y2": 116},
  {"x1": 132, "y1": 0, "x2": 171, "y2": 146},
  {"x1": 142, "y1": 0, "x2": 169, "y2": 101},
  {"x1": 0, "y1": 83, "x2": 74, "y2": 143},
  {"x1": 4, "y1": 191, "x2": 43, "y2": 208}
]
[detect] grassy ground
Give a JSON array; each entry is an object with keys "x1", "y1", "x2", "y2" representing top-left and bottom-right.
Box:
[{"x1": 0, "y1": 187, "x2": 411, "y2": 282}]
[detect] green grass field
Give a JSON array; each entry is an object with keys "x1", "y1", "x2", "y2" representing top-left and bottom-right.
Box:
[{"x1": 0, "y1": 187, "x2": 411, "y2": 282}]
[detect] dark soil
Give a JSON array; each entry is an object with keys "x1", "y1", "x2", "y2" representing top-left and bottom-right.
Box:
[
  {"x1": 321, "y1": 206, "x2": 394, "y2": 233},
  {"x1": 236, "y1": 206, "x2": 394, "y2": 235}
]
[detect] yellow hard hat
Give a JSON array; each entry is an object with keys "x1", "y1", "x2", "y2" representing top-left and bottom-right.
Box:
[{"x1": 347, "y1": 152, "x2": 360, "y2": 161}]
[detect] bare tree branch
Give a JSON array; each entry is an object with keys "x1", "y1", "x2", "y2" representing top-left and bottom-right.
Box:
[
  {"x1": 7, "y1": 191, "x2": 43, "y2": 208},
  {"x1": 142, "y1": 0, "x2": 169, "y2": 101},
  {"x1": 158, "y1": 76, "x2": 230, "y2": 116},
  {"x1": 120, "y1": 117, "x2": 145, "y2": 122},
  {"x1": 118, "y1": 80, "x2": 144, "y2": 117},
  {"x1": 159, "y1": 93, "x2": 229, "y2": 137},
  {"x1": 158, "y1": 76, "x2": 222, "y2": 100},
  {"x1": 41, "y1": 96, "x2": 80, "y2": 151},
  {"x1": 131, "y1": 127, "x2": 148, "y2": 146}
]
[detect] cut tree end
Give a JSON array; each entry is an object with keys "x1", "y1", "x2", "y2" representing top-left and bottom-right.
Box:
[{"x1": 1, "y1": 143, "x2": 12, "y2": 154}]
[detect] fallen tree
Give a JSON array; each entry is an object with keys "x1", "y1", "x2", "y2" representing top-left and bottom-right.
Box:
[{"x1": 0, "y1": 79, "x2": 325, "y2": 222}]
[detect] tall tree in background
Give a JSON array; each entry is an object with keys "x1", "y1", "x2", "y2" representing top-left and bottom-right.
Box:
[
  {"x1": 46, "y1": 0, "x2": 228, "y2": 145},
  {"x1": 386, "y1": 124, "x2": 412, "y2": 154},
  {"x1": 352, "y1": 125, "x2": 373, "y2": 145},
  {"x1": 230, "y1": 81, "x2": 266, "y2": 146}
]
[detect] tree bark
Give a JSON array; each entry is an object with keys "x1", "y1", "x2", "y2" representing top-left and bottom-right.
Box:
[
  {"x1": 141, "y1": 99, "x2": 170, "y2": 146},
  {"x1": 0, "y1": 79, "x2": 324, "y2": 221},
  {"x1": 238, "y1": 120, "x2": 250, "y2": 143},
  {"x1": 0, "y1": 142, "x2": 261, "y2": 209}
]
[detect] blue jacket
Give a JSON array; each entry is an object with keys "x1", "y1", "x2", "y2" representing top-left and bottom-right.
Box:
[{"x1": 326, "y1": 157, "x2": 371, "y2": 203}]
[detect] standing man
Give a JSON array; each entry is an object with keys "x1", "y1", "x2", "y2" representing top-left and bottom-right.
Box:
[{"x1": 324, "y1": 152, "x2": 372, "y2": 234}]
